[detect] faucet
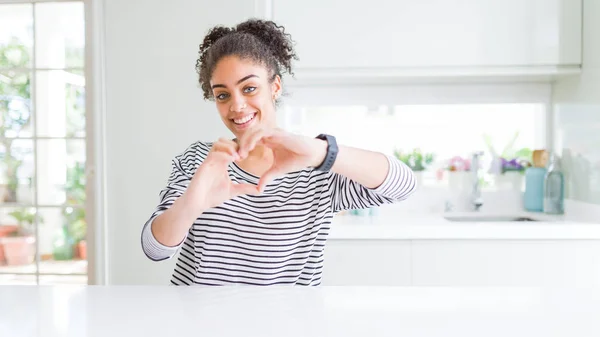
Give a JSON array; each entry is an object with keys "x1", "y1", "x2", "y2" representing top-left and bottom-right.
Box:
[{"x1": 470, "y1": 151, "x2": 484, "y2": 211}]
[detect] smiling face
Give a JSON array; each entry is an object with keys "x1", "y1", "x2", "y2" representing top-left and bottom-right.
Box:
[{"x1": 210, "y1": 56, "x2": 282, "y2": 138}]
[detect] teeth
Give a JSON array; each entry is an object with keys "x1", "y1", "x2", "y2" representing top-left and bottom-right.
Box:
[{"x1": 234, "y1": 113, "x2": 255, "y2": 125}]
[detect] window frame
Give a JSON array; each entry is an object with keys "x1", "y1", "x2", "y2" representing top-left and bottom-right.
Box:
[{"x1": 0, "y1": 0, "x2": 101, "y2": 285}]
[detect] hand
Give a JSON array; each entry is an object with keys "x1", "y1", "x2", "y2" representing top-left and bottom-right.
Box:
[
  {"x1": 184, "y1": 138, "x2": 260, "y2": 213},
  {"x1": 238, "y1": 128, "x2": 327, "y2": 192}
]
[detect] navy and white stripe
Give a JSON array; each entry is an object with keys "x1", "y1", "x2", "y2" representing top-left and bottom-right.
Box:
[{"x1": 141, "y1": 141, "x2": 416, "y2": 285}]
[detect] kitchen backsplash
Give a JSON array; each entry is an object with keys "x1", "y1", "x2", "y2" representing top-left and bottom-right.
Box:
[{"x1": 554, "y1": 103, "x2": 600, "y2": 205}]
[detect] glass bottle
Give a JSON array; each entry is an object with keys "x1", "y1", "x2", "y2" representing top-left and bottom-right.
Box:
[{"x1": 543, "y1": 153, "x2": 565, "y2": 214}]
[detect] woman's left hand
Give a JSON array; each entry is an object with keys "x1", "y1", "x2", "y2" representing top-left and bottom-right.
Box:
[{"x1": 238, "y1": 128, "x2": 327, "y2": 192}]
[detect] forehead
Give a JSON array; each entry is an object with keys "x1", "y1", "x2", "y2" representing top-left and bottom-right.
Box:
[{"x1": 210, "y1": 56, "x2": 268, "y2": 85}]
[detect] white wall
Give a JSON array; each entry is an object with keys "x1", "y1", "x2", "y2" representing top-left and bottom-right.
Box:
[
  {"x1": 553, "y1": 0, "x2": 600, "y2": 207},
  {"x1": 102, "y1": 0, "x2": 257, "y2": 284},
  {"x1": 97, "y1": 0, "x2": 592, "y2": 285}
]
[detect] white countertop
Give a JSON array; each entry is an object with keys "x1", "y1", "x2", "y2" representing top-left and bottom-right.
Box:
[
  {"x1": 329, "y1": 211, "x2": 600, "y2": 240},
  {"x1": 1, "y1": 285, "x2": 599, "y2": 337}
]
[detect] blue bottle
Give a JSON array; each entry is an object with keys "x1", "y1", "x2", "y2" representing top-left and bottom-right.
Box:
[
  {"x1": 543, "y1": 154, "x2": 565, "y2": 214},
  {"x1": 524, "y1": 167, "x2": 546, "y2": 212}
]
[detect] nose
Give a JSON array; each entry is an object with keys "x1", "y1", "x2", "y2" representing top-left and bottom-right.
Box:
[{"x1": 229, "y1": 95, "x2": 247, "y2": 112}]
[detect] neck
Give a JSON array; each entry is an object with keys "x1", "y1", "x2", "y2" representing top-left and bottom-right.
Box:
[{"x1": 247, "y1": 144, "x2": 273, "y2": 161}]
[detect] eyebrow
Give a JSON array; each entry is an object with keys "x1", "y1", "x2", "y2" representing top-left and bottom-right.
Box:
[{"x1": 211, "y1": 74, "x2": 258, "y2": 89}]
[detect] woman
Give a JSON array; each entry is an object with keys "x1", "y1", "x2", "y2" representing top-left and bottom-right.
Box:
[{"x1": 141, "y1": 19, "x2": 417, "y2": 285}]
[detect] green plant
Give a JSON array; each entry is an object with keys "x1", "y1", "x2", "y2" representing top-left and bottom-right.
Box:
[
  {"x1": 8, "y1": 208, "x2": 42, "y2": 237},
  {"x1": 65, "y1": 207, "x2": 86, "y2": 243},
  {"x1": 483, "y1": 131, "x2": 533, "y2": 174},
  {"x1": 1, "y1": 38, "x2": 32, "y2": 203},
  {"x1": 63, "y1": 161, "x2": 86, "y2": 243},
  {"x1": 483, "y1": 131, "x2": 533, "y2": 163},
  {"x1": 394, "y1": 148, "x2": 435, "y2": 171}
]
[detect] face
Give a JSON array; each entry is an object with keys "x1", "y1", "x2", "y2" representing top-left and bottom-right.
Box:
[{"x1": 210, "y1": 56, "x2": 282, "y2": 138}]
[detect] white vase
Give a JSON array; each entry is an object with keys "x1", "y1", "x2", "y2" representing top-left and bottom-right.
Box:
[
  {"x1": 446, "y1": 171, "x2": 473, "y2": 212},
  {"x1": 413, "y1": 171, "x2": 424, "y2": 187},
  {"x1": 448, "y1": 171, "x2": 470, "y2": 191},
  {"x1": 494, "y1": 172, "x2": 523, "y2": 192}
]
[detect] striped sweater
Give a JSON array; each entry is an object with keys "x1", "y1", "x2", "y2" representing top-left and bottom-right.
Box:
[{"x1": 141, "y1": 141, "x2": 417, "y2": 285}]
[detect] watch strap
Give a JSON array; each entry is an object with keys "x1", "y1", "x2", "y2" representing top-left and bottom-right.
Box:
[{"x1": 314, "y1": 134, "x2": 338, "y2": 172}]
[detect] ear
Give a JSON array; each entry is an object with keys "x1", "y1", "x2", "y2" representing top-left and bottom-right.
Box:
[{"x1": 271, "y1": 75, "x2": 282, "y2": 100}]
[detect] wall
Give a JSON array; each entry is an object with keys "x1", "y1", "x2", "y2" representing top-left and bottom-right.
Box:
[
  {"x1": 102, "y1": 0, "x2": 256, "y2": 284},
  {"x1": 96, "y1": 0, "x2": 592, "y2": 285},
  {"x1": 553, "y1": 0, "x2": 600, "y2": 207}
]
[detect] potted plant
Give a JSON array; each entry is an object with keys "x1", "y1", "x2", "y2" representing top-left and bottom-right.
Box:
[
  {"x1": 68, "y1": 209, "x2": 87, "y2": 259},
  {"x1": 0, "y1": 221, "x2": 18, "y2": 265},
  {"x1": 63, "y1": 162, "x2": 86, "y2": 259},
  {"x1": 483, "y1": 132, "x2": 532, "y2": 191},
  {"x1": 1, "y1": 208, "x2": 38, "y2": 266},
  {"x1": 393, "y1": 148, "x2": 434, "y2": 185}
]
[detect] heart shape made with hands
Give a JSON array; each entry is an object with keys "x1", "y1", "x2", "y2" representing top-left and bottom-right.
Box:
[
  {"x1": 235, "y1": 128, "x2": 325, "y2": 193},
  {"x1": 194, "y1": 129, "x2": 325, "y2": 210}
]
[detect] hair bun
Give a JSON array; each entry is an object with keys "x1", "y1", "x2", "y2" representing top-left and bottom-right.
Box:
[
  {"x1": 198, "y1": 26, "x2": 234, "y2": 63},
  {"x1": 236, "y1": 19, "x2": 296, "y2": 76}
]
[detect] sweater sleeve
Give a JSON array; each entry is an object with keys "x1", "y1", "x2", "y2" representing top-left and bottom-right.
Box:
[
  {"x1": 328, "y1": 154, "x2": 417, "y2": 213},
  {"x1": 141, "y1": 157, "x2": 192, "y2": 261}
]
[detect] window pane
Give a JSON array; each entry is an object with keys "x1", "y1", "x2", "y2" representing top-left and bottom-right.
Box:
[
  {"x1": 37, "y1": 139, "x2": 86, "y2": 205},
  {"x1": 36, "y1": 70, "x2": 86, "y2": 137},
  {"x1": 390, "y1": 104, "x2": 543, "y2": 161},
  {"x1": 0, "y1": 139, "x2": 34, "y2": 205},
  {"x1": 282, "y1": 103, "x2": 545, "y2": 186},
  {"x1": 0, "y1": 207, "x2": 38, "y2": 270},
  {"x1": 1, "y1": 71, "x2": 33, "y2": 138},
  {"x1": 0, "y1": 4, "x2": 33, "y2": 69},
  {"x1": 38, "y1": 207, "x2": 87, "y2": 275},
  {"x1": 35, "y1": 2, "x2": 85, "y2": 68}
]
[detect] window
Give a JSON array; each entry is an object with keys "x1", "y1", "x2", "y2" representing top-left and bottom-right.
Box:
[
  {"x1": 0, "y1": 1, "x2": 87, "y2": 285},
  {"x1": 280, "y1": 83, "x2": 548, "y2": 214}
]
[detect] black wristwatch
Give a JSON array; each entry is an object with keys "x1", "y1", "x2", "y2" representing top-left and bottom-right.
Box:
[{"x1": 314, "y1": 134, "x2": 338, "y2": 172}]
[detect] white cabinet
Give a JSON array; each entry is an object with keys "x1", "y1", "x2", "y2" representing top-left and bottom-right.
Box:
[
  {"x1": 272, "y1": 0, "x2": 581, "y2": 71},
  {"x1": 412, "y1": 240, "x2": 600, "y2": 287},
  {"x1": 321, "y1": 240, "x2": 411, "y2": 286},
  {"x1": 323, "y1": 239, "x2": 600, "y2": 287}
]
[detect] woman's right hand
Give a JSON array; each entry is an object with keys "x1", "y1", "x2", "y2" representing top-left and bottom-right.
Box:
[
  {"x1": 183, "y1": 138, "x2": 259, "y2": 215},
  {"x1": 149, "y1": 139, "x2": 259, "y2": 248}
]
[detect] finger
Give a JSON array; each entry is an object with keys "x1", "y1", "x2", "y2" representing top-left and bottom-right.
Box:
[
  {"x1": 230, "y1": 182, "x2": 260, "y2": 197},
  {"x1": 212, "y1": 139, "x2": 240, "y2": 160},
  {"x1": 258, "y1": 168, "x2": 281, "y2": 193},
  {"x1": 218, "y1": 138, "x2": 240, "y2": 150},
  {"x1": 207, "y1": 149, "x2": 237, "y2": 165},
  {"x1": 212, "y1": 143, "x2": 236, "y2": 157},
  {"x1": 216, "y1": 138, "x2": 240, "y2": 153},
  {"x1": 239, "y1": 129, "x2": 273, "y2": 159},
  {"x1": 238, "y1": 130, "x2": 262, "y2": 159}
]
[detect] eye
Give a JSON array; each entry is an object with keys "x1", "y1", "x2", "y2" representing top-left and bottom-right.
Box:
[
  {"x1": 215, "y1": 92, "x2": 229, "y2": 101},
  {"x1": 243, "y1": 86, "x2": 256, "y2": 94}
]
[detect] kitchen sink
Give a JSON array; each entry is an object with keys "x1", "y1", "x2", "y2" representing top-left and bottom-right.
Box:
[{"x1": 444, "y1": 215, "x2": 538, "y2": 222}]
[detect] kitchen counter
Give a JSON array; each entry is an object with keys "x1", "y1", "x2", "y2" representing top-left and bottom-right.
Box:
[
  {"x1": 329, "y1": 211, "x2": 600, "y2": 240},
  {"x1": 1, "y1": 286, "x2": 599, "y2": 337}
]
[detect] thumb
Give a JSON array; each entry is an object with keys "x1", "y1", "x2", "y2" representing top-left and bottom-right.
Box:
[
  {"x1": 258, "y1": 168, "x2": 281, "y2": 193},
  {"x1": 230, "y1": 182, "x2": 260, "y2": 197}
]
